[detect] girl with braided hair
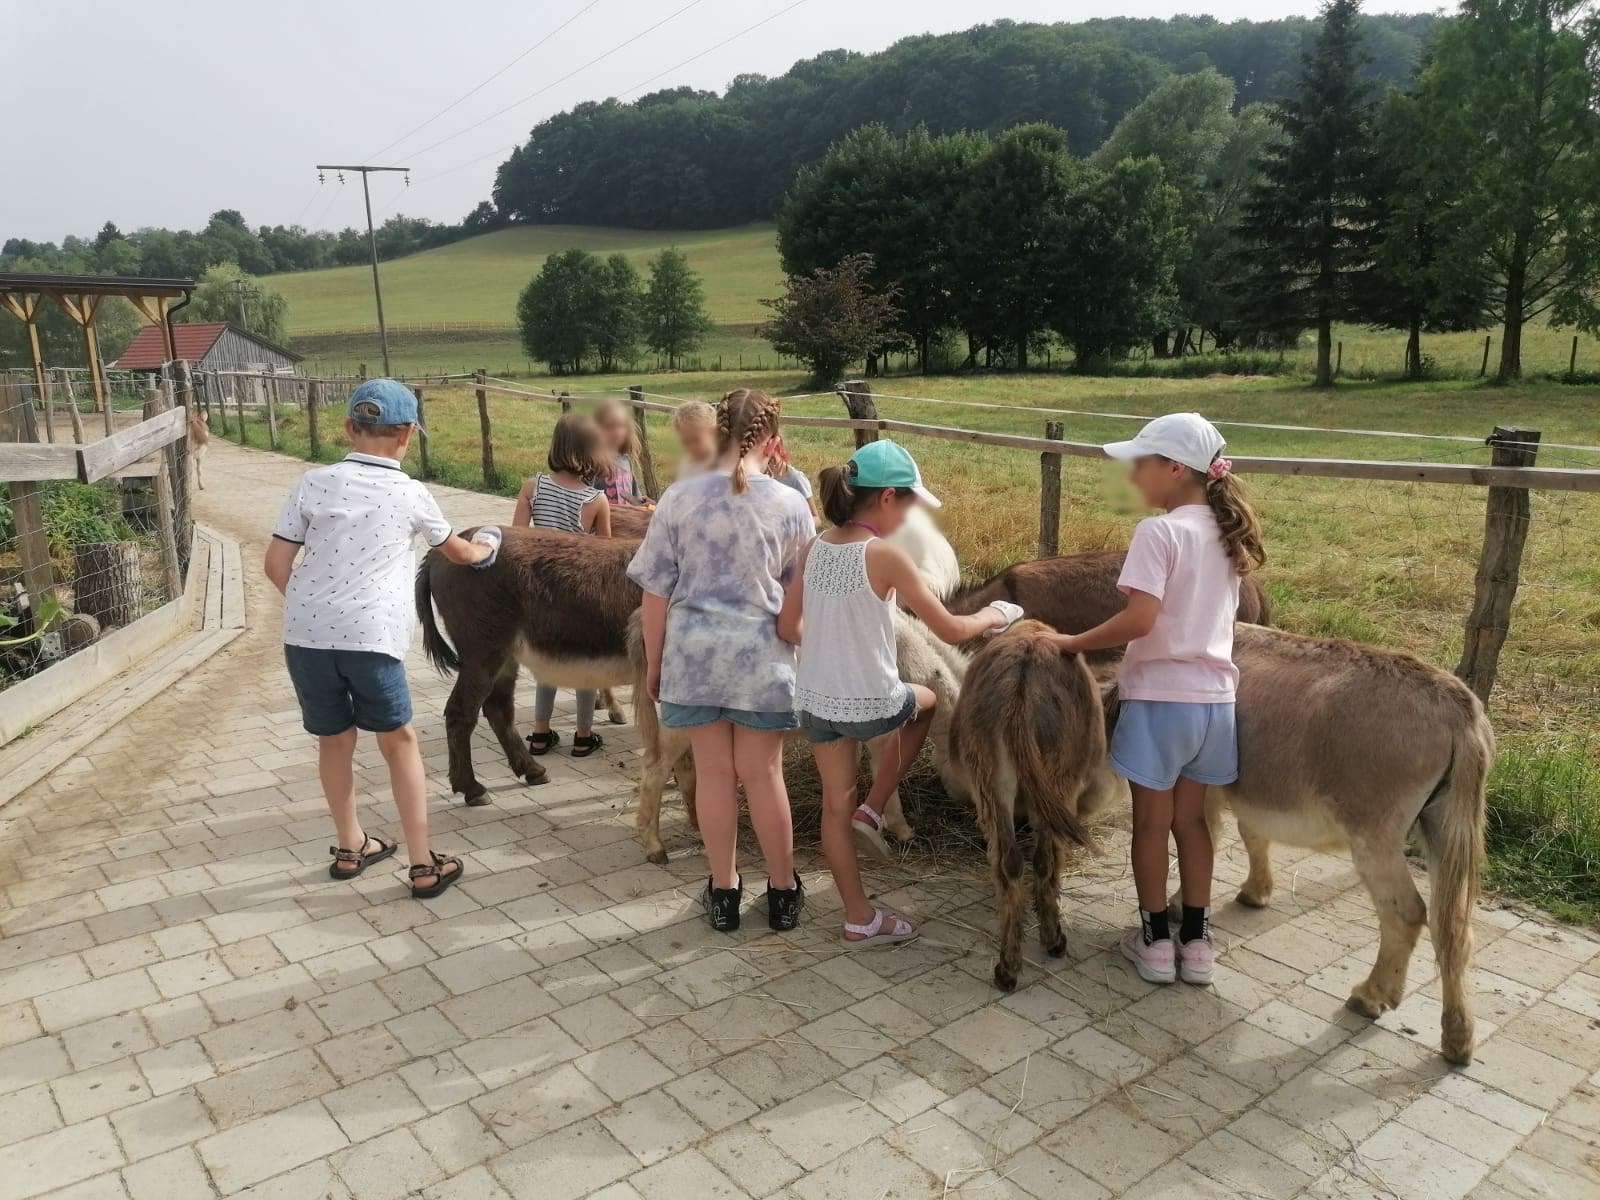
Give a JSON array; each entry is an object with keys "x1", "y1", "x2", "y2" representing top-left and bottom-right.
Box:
[{"x1": 627, "y1": 389, "x2": 815, "y2": 933}]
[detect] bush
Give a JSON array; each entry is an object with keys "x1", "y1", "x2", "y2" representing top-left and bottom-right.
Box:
[{"x1": 40, "y1": 483, "x2": 134, "y2": 560}]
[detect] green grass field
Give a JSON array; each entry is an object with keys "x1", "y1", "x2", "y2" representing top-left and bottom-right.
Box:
[
  {"x1": 231, "y1": 366, "x2": 1600, "y2": 919},
  {"x1": 269, "y1": 222, "x2": 1600, "y2": 382}
]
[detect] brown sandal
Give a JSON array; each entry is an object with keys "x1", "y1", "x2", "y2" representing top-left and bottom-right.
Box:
[
  {"x1": 328, "y1": 835, "x2": 397, "y2": 879},
  {"x1": 409, "y1": 852, "x2": 465, "y2": 899}
]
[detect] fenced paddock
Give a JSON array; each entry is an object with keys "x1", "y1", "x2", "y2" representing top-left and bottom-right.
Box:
[{"x1": 200, "y1": 366, "x2": 1600, "y2": 914}]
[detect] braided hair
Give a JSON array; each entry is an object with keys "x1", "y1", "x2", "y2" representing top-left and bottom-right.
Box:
[{"x1": 716, "y1": 388, "x2": 783, "y2": 493}]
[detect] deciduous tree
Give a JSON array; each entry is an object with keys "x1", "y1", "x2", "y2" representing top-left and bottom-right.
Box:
[
  {"x1": 759, "y1": 254, "x2": 902, "y2": 385},
  {"x1": 640, "y1": 248, "x2": 713, "y2": 369},
  {"x1": 184, "y1": 264, "x2": 290, "y2": 345}
]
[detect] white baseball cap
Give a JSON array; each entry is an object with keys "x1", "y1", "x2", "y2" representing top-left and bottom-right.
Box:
[{"x1": 1102, "y1": 412, "x2": 1226, "y2": 474}]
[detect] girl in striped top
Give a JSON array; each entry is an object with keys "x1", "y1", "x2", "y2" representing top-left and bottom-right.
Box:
[{"x1": 512, "y1": 414, "x2": 612, "y2": 756}]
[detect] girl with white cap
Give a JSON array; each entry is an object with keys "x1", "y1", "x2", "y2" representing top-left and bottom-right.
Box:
[{"x1": 1046, "y1": 413, "x2": 1264, "y2": 986}]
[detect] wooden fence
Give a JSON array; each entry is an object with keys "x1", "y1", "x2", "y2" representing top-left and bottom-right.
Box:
[{"x1": 193, "y1": 368, "x2": 1600, "y2": 705}]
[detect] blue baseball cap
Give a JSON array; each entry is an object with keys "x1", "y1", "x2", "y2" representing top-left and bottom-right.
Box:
[
  {"x1": 349, "y1": 378, "x2": 421, "y2": 428},
  {"x1": 848, "y1": 440, "x2": 940, "y2": 507}
]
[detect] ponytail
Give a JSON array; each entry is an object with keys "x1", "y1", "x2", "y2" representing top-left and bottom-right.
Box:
[
  {"x1": 818, "y1": 465, "x2": 857, "y2": 526},
  {"x1": 1203, "y1": 467, "x2": 1266, "y2": 574}
]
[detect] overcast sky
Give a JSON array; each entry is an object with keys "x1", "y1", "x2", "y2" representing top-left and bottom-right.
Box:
[{"x1": 3, "y1": 0, "x2": 1444, "y2": 242}]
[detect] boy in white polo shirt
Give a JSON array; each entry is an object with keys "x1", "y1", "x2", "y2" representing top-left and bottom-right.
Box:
[{"x1": 264, "y1": 379, "x2": 495, "y2": 899}]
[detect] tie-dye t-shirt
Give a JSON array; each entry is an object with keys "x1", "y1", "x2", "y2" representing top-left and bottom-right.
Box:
[{"x1": 627, "y1": 471, "x2": 814, "y2": 713}]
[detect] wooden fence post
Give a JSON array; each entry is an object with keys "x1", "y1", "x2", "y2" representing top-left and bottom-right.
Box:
[
  {"x1": 265, "y1": 374, "x2": 281, "y2": 450},
  {"x1": 1038, "y1": 420, "x2": 1064, "y2": 558},
  {"x1": 307, "y1": 379, "x2": 322, "y2": 460},
  {"x1": 235, "y1": 384, "x2": 247, "y2": 446},
  {"x1": 1455, "y1": 426, "x2": 1540, "y2": 703},
  {"x1": 40, "y1": 369, "x2": 55, "y2": 444},
  {"x1": 1569, "y1": 335, "x2": 1579, "y2": 379},
  {"x1": 475, "y1": 368, "x2": 497, "y2": 489},
  {"x1": 56, "y1": 367, "x2": 85, "y2": 445},
  {"x1": 170, "y1": 362, "x2": 193, "y2": 560},
  {"x1": 143, "y1": 376, "x2": 184, "y2": 601},
  {"x1": 628, "y1": 384, "x2": 659, "y2": 496},
  {"x1": 1479, "y1": 335, "x2": 1492, "y2": 378},
  {"x1": 837, "y1": 379, "x2": 878, "y2": 449},
  {"x1": 1335, "y1": 340, "x2": 1343, "y2": 379},
  {"x1": 412, "y1": 385, "x2": 431, "y2": 479},
  {"x1": 0, "y1": 385, "x2": 57, "y2": 615},
  {"x1": 559, "y1": 390, "x2": 572, "y2": 414}
]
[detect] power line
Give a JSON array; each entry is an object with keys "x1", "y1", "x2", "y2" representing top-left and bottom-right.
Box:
[
  {"x1": 366, "y1": 0, "x2": 606, "y2": 160},
  {"x1": 618, "y1": 0, "x2": 811, "y2": 99},
  {"x1": 402, "y1": 0, "x2": 710, "y2": 163}
]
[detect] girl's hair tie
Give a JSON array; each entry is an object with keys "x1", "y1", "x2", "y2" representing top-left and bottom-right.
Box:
[
  {"x1": 1208, "y1": 457, "x2": 1233, "y2": 481},
  {"x1": 846, "y1": 460, "x2": 860, "y2": 479}
]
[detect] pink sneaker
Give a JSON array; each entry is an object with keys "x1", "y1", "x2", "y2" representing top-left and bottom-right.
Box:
[
  {"x1": 1120, "y1": 928, "x2": 1176, "y2": 984},
  {"x1": 1177, "y1": 935, "x2": 1216, "y2": 986}
]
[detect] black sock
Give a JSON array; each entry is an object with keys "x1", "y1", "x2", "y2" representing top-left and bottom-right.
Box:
[
  {"x1": 1179, "y1": 905, "x2": 1209, "y2": 944},
  {"x1": 1140, "y1": 909, "x2": 1169, "y2": 945}
]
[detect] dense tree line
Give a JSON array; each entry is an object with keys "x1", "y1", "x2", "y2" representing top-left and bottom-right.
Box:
[
  {"x1": 492, "y1": 15, "x2": 1436, "y2": 229},
  {"x1": 1, "y1": 209, "x2": 473, "y2": 282},
  {"x1": 770, "y1": 0, "x2": 1600, "y2": 384},
  {"x1": 516, "y1": 248, "x2": 712, "y2": 374}
]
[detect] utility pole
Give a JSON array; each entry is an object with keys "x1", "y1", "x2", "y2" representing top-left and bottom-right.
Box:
[
  {"x1": 227, "y1": 277, "x2": 251, "y2": 329},
  {"x1": 315, "y1": 162, "x2": 409, "y2": 377}
]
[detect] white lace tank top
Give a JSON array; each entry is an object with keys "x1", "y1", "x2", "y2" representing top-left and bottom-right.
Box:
[{"x1": 795, "y1": 538, "x2": 908, "y2": 721}]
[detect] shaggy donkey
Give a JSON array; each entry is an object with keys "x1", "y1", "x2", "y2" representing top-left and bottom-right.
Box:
[
  {"x1": 629, "y1": 610, "x2": 969, "y2": 864},
  {"x1": 946, "y1": 621, "x2": 1118, "y2": 991},
  {"x1": 1180, "y1": 623, "x2": 1492, "y2": 1066}
]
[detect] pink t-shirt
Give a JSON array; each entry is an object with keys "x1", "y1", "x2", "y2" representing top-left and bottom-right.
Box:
[{"x1": 1116, "y1": 505, "x2": 1241, "y2": 703}]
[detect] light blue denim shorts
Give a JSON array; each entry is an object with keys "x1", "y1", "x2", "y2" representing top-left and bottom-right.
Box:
[
  {"x1": 1110, "y1": 699, "x2": 1238, "y2": 791},
  {"x1": 659, "y1": 703, "x2": 799, "y2": 733}
]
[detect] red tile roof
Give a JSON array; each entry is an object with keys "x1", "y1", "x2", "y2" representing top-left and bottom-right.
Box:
[{"x1": 111, "y1": 322, "x2": 230, "y2": 370}]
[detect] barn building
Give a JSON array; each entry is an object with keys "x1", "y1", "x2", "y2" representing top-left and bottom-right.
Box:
[{"x1": 113, "y1": 321, "x2": 301, "y2": 374}]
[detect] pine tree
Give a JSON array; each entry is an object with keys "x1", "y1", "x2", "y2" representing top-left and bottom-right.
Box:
[
  {"x1": 1236, "y1": 0, "x2": 1378, "y2": 386},
  {"x1": 640, "y1": 248, "x2": 713, "y2": 369}
]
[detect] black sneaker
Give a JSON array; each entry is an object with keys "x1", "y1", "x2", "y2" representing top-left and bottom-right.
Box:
[
  {"x1": 703, "y1": 877, "x2": 742, "y2": 932},
  {"x1": 767, "y1": 875, "x2": 805, "y2": 932}
]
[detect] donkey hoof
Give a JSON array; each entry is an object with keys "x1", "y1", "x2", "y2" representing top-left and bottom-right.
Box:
[
  {"x1": 463, "y1": 792, "x2": 492, "y2": 808},
  {"x1": 1343, "y1": 991, "x2": 1387, "y2": 1021},
  {"x1": 1043, "y1": 934, "x2": 1068, "y2": 959},
  {"x1": 1441, "y1": 1014, "x2": 1475, "y2": 1067},
  {"x1": 608, "y1": 711, "x2": 628, "y2": 726},
  {"x1": 522, "y1": 767, "x2": 548, "y2": 786},
  {"x1": 993, "y1": 964, "x2": 1019, "y2": 992},
  {"x1": 1235, "y1": 887, "x2": 1272, "y2": 909},
  {"x1": 645, "y1": 846, "x2": 669, "y2": 866}
]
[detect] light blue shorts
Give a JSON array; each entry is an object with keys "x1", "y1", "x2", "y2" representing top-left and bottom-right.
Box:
[
  {"x1": 659, "y1": 703, "x2": 799, "y2": 733},
  {"x1": 1110, "y1": 699, "x2": 1238, "y2": 791}
]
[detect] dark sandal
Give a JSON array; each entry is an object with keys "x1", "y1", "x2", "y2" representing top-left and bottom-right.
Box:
[
  {"x1": 571, "y1": 732, "x2": 604, "y2": 758},
  {"x1": 328, "y1": 835, "x2": 397, "y2": 879},
  {"x1": 409, "y1": 852, "x2": 465, "y2": 899},
  {"x1": 527, "y1": 730, "x2": 560, "y2": 756}
]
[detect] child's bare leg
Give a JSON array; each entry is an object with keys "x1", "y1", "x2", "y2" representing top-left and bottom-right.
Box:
[
  {"x1": 1130, "y1": 781, "x2": 1175, "y2": 914},
  {"x1": 375, "y1": 723, "x2": 452, "y2": 886},
  {"x1": 733, "y1": 727, "x2": 795, "y2": 890},
  {"x1": 319, "y1": 729, "x2": 363, "y2": 853},
  {"x1": 1171, "y1": 776, "x2": 1213, "y2": 910},
  {"x1": 689, "y1": 722, "x2": 739, "y2": 888},
  {"x1": 861, "y1": 685, "x2": 936, "y2": 815},
  {"x1": 814, "y1": 741, "x2": 871, "y2": 924}
]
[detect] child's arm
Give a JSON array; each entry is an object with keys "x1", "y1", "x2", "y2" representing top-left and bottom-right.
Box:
[
  {"x1": 264, "y1": 538, "x2": 298, "y2": 595},
  {"x1": 1048, "y1": 592, "x2": 1159, "y2": 653},
  {"x1": 584, "y1": 493, "x2": 612, "y2": 538},
  {"x1": 872, "y1": 542, "x2": 1007, "y2": 644},
  {"x1": 512, "y1": 479, "x2": 534, "y2": 527},
  {"x1": 640, "y1": 590, "x2": 668, "y2": 700},
  {"x1": 776, "y1": 540, "x2": 813, "y2": 645},
  {"x1": 436, "y1": 533, "x2": 494, "y2": 567}
]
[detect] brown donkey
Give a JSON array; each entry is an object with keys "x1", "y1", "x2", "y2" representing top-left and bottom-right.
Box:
[
  {"x1": 416, "y1": 527, "x2": 643, "y2": 803},
  {"x1": 947, "y1": 621, "x2": 1117, "y2": 992}
]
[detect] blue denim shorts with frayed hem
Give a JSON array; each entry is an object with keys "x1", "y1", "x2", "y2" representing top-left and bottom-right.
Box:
[
  {"x1": 1110, "y1": 698, "x2": 1238, "y2": 791},
  {"x1": 284, "y1": 645, "x2": 412, "y2": 736},
  {"x1": 801, "y1": 686, "x2": 918, "y2": 745},
  {"x1": 658, "y1": 702, "x2": 799, "y2": 732}
]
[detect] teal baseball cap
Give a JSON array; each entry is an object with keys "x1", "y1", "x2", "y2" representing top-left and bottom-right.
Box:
[
  {"x1": 349, "y1": 378, "x2": 421, "y2": 428},
  {"x1": 848, "y1": 439, "x2": 941, "y2": 507}
]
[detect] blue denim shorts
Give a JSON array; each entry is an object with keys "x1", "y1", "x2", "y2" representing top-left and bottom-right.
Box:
[
  {"x1": 284, "y1": 645, "x2": 413, "y2": 736},
  {"x1": 801, "y1": 687, "x2": 918, "y2": 745},
  {"x1": 1110, "y1": 699, "x2": 1238, "y2": 790},
  {"x1": 659, "y1": 702, "x2": 799, "y2": 732}
]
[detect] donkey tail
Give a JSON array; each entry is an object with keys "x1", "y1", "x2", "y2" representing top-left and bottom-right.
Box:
[
  {"x1": 414, "y1": 554, "x2": 460, "y2": 675},
  {"x1": 1003, "y1": 671, "x2": 1095, "y2": 850},
  {"x1": 1420, "y1": 697, "x2": 1492, "y2": 1062}
]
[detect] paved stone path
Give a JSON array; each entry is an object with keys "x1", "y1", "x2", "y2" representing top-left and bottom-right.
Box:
[{"x1": 2, "y1": 440, "x2": 1597, "y2": 1200}]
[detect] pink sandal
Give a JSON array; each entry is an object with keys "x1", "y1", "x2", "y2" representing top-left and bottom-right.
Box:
[
  {"x1": 842, "y1": 910, "x2": 919, "y2": 950},
  {"x1": 852, "y1": 804, "x2": 893, "y2": 862}
]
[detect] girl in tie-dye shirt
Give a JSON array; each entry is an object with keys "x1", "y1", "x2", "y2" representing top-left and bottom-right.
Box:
[{"x1": 628, "y1": 389, "x2": 814, "y2": 936}]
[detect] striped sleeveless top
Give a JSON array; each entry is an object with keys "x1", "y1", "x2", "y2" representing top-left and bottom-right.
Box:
[{"x1": 528, "y1": 474, "x2": 600, "y2": 534}]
